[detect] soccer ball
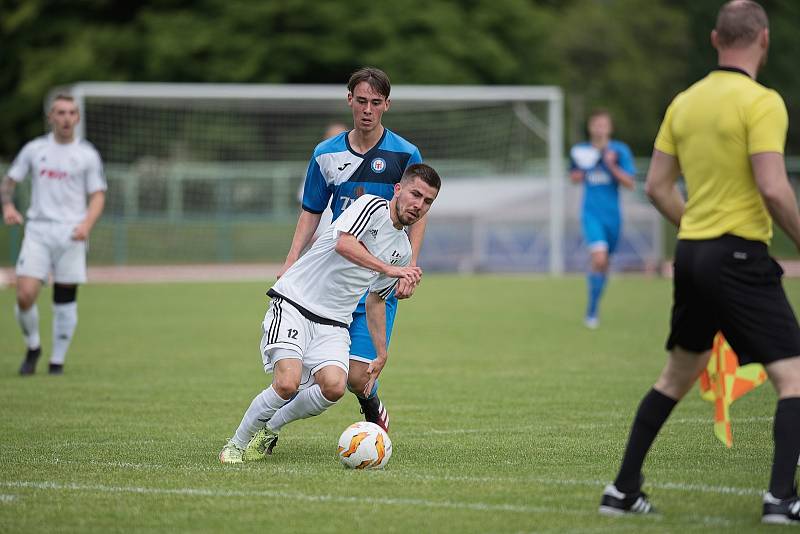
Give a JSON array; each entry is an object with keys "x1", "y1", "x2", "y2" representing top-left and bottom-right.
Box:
[{"x1": 337, "y1": 422, "x2": 392, "y2": 469}]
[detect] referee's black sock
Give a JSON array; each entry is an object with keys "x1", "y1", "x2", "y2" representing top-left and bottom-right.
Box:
[
  {"x1": 768, "y1": 397, "x2": 800, "y2": 499},
  {"x1": 613, "y1": 388, "x2": 677, "y2": 494}
]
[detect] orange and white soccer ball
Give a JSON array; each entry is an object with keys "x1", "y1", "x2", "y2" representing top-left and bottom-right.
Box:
[{"x1": 337, "y1": 422, "x2": 392, "y2": 469}]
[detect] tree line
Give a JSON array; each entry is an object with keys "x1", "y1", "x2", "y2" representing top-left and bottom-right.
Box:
[{"x1": 2, "y1": 0, "x2": 798, "y2": 160}]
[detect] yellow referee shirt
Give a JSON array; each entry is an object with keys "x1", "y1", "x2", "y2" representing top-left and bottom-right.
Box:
[{"x1": 654, "y1": 67, "x2": 788, "y2": 244}]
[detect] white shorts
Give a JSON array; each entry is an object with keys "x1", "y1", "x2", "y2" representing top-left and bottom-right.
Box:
[
  {"x1": 259, "y1": 297, "x2": 350, "y2": 388},
  {"x1": 16, "y1": 221, "x2": 87, "y2": 284}
]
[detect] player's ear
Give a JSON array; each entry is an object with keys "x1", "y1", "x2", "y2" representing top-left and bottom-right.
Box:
[
  {"x1": 710, "y1": 29, "x2": 719, "y2": 50},
  {"x1": 385, "y1": 97, "x2": 391, "y2": 112},
  {"x1": 393, "y1": 182, "x2": 401, "y2": 196}
]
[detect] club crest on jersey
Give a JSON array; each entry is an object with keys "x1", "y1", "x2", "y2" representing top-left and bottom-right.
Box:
[
  {"x1": 369, "y1": 229, "x2": 379, "y2": 239},
  {"x1": 371, "y1": 158, "x2": 386, "y2": 174}
]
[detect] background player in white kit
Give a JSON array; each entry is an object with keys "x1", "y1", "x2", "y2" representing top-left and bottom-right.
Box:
[
  {"x1": 1, "y1": 94, "x2": 106, "y2": 375},
  {"x1": 220, "y1": 163, "x2": 440, "y2": 463}
]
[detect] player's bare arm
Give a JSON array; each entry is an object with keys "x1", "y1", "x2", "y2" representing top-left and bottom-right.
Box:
[
  {"x1": 335, "y1": 232, "x2": 422, "y2": 284},
  {"x1": 395, "y1": 213, "x2": 428, "y2": 299},
  {"x1": 644, "y1": 149, "x2": 684, "y2": 227},
  {"x1": 363, "y1": 291, "x2": 388, "y2": 396},
  {"x1": 751, "y1": 152, "x2": 800, "y2": 251},
  {"x1": 278, "y1": 209, "x2": 324, "y2": 277},
  {"x1": 1, "y1": 176, "x2": 23, "y2": 225},
  {"x1": 603, "y1": 150, "x2": 636, "y2": 190},
  {"x1": 72, "y1": 191, "x2": 105, "y2": 241}
]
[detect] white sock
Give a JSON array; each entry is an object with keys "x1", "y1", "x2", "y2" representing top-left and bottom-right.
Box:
[
  {"x1": 51, "y1": 302, "x2": 78, "y2": 365},
  {"x1": 232, "y1": 386, "x2": 290, "y2": 448},
  {"x1": 14, "y1": 303, "x2": 40, "y2": 350},
  {"x1": 268, "y1": 384, "x2": 336, "y2": 432}
]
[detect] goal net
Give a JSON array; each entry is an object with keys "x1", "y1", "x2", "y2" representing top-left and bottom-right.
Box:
[{"x1": 26, "y1": 82, "x2": 661, "y2": 273}]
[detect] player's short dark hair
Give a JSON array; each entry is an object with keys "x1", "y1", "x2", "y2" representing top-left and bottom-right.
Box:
[
  {"x1": 347, "y1": 67, "x2": 391, "y2": 99},
  {"x1": 401, "y1": 163, "x2": 441, "y2": 191},
  {"x1": 715, "y1": 0, "x2": 768, "y2": 48}
]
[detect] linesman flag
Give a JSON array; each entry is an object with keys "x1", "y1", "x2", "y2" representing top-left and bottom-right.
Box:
[{"x1": 698, "y1": 332, "x2": 768, "y2": 448}]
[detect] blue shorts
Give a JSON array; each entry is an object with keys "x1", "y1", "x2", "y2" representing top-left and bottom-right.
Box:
[
  {"x1": 582, "y1": 213, "x2": 620, "y2": 254},
  {"x1": 349, "y1": 296, "x2": 398, "y2": 363}
]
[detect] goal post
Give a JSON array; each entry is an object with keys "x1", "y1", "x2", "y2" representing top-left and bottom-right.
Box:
[{"x1": 37, "y1": 81, "x2": 661, "y2": 274}]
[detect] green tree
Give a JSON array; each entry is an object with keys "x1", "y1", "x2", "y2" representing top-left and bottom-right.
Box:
[{"x1": 549, "y1": 0, "x2": 689, "y2": 154}]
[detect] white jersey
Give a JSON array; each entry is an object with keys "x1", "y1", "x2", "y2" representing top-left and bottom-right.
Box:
[
  {"x1": 6, "y1": 133, "x2": 107, "y2": 224},
  {"x1": 271, "y1": 194, "x2": 411, "y2": 326}
]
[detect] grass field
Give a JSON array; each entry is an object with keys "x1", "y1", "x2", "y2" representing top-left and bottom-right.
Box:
[{"x1": 1, "y1": 275, "x2": 799, "y2": 532}]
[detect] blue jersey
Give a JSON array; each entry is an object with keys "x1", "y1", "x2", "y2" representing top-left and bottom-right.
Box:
[
  {"x1": 301, "y1": 128, "x2": 423, "y2": 221},
  {"x1": 569, "y1": 140, "x2": 635, "y2": 221}
]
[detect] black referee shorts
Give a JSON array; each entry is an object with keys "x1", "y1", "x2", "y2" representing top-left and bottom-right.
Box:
[{"x1": 666, "y1": 235, "x2": 800, "y2": 365}]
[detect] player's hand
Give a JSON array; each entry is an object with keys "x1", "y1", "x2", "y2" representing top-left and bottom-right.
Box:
[
  {"x1": 71, "y1": 222, "x2": 90, "y2": 241},
  {"x1": 2, "y1": 205, "x2": 23, "y2": 225},
  {"x1": 276, "y1": 257, "x2": 297, "y2": 279},
  {"x1": 603, "y1": 149, "x2": 618, "y2": 168},
  {"x1": 363, "y1": 356, "x2": 387, "y2": 397},
  {"x1": 387, "y1": 265, "x2": 422, "y2": 285},
  {"x1": 394, "y1": 277, "x2": 417, "y2": 299},
  {"x1": 569, "y1": 169, "x2": 584, "y2": 184}
]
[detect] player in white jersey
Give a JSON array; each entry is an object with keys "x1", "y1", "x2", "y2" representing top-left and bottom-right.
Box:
[
  {"x1": 1, "y1": 94, "x2": 107, "y2": 375},
  {"x1": 219, "y1": 163, "x2": 440, "y2": 464}
]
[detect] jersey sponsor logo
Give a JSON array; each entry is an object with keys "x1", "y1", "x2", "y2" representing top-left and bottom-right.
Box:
[
  {"x1": 371, "y1": 158, "x2": 386, "y2": 173},
  {"x1": 339, "y1": 196, "x2": 355, "y2": 211},
  {"x1": 39, "y1": 168, "x2": 68, "y2": 180},
  {"x1": 337, "y1": 162, "x2": 352, "y2": 171},
  {"x1": 338, "y1": 187, "x2": 365, "y2": 213},
  {"x1": 586, "y1": 169, "x2": 611, "y2": 186}
]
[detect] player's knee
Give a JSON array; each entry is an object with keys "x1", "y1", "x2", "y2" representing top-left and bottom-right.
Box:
[
  {"x1": 346, "y1": 373, "x2": 368, "y2": 394},
  {"x1": 591, "y1": 255, "x2": 609, "y2": 272},
  {"x1": 272, "y1": 375, "x2": 300, "y2": 399},
  {"x1": 767, "y1": 355, "x2": 800, "y2": 397},
  {"x1": 53, "y1": 284, "x2": 78, "y2": 304},
  {"x1": 17, "y1": 290, "x2": 37, "y2": 310},
  {"x1": 318, "y1": 377, "x2": 347, "y2": 401}
]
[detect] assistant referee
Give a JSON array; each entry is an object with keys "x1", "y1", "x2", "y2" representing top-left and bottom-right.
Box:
[{"x1": 598, "y1": 0, "x2": 800, "y2": 524}]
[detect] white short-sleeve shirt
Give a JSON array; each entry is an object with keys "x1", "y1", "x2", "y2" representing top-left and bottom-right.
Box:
[
  {"x1": 271, "y1": 194, "x2": 412, "y2": 325},
  {"x1": 6, "y1": 133, "x2": 107, "y2": 224}
]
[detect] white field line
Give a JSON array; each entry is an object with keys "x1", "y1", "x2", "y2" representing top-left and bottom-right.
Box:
[
  {"x1": 0, "y1": 480, "x2": 588, "y2": 516},
  {"x1": 427, "y1": 416, "x2": 774, "y2": 434},
  {"x1": 13, "y1": 457, "x2": 764, "y2": 497},
  {"x1": 0, "y1": 480, "x2": 749, "y2": 526},
  {"x1": 0, "y1": 494, "x2": 17, "y2": 503}
]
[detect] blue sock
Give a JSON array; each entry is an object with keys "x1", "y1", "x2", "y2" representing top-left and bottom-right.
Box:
[
  {"x1": 587, "y1": 272, "x2": 607, "y2": 318},
  {"x1": 366, "y1": 380, "x2": 379, "y2": 399}
]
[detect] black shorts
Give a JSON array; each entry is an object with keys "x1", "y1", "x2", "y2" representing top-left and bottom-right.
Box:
[{"x1": 666, "y1": 235, "x2": 800, "y2": 365}]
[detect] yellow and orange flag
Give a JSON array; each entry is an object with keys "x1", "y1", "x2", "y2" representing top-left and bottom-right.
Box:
[{"x1": 698, "y1": 332, "x2": 768, "y2": 447}]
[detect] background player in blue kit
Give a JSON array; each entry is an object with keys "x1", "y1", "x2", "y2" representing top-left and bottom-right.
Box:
[
  {"x1": 276, "y1": 67, "x2": 425, "y2": 432},
  {"x1": 569, "y1": 109, "x2": 636, "y2": 329}
]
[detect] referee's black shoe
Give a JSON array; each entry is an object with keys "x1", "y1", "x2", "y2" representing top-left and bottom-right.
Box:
[
  {"x1": 358, "y1": 395, "x2": 390, "y2": 433},
  {"x1": 19, "y1": 347, "x2": 41, "y2": 376},
  {"x1": 762, "y1": 492, "x2": 800, "y2": 524},
  {"x1": 598, "y1": 483, "x2": 656, "y2": 516}
]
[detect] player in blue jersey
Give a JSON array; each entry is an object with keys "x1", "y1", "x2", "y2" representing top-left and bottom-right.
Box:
[
  {"x1": 569, "y1": 109, "x2": 636, "y2": 329},
  {"x1": 276, "y1": 67, "x2": 425, "y2": 432}
]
